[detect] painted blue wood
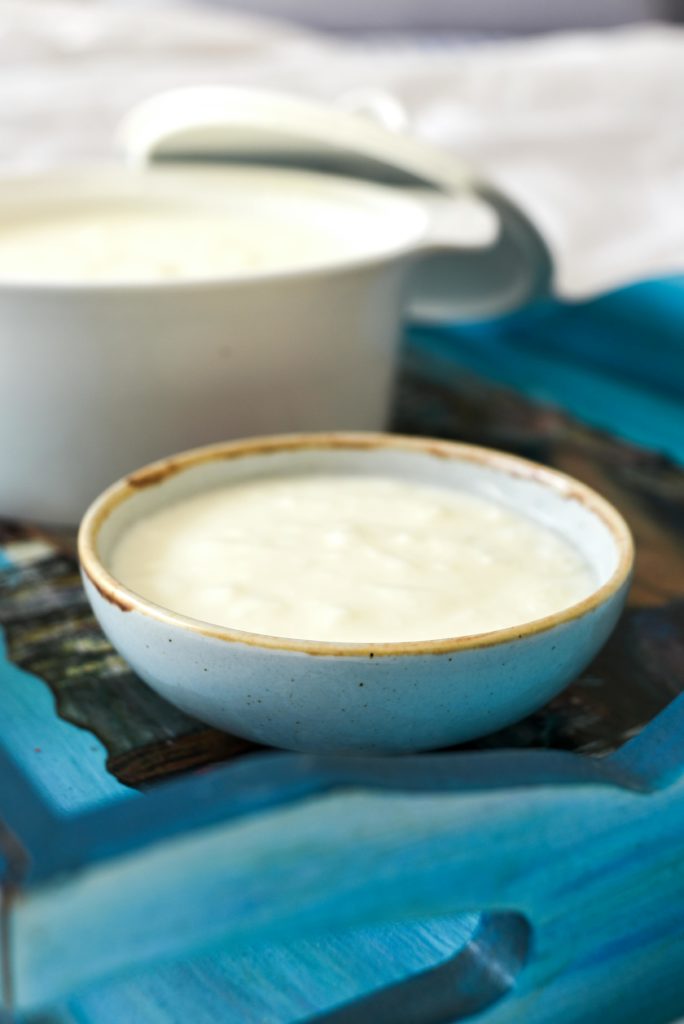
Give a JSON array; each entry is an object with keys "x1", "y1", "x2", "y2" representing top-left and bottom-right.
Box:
[
  {"x1": 62, "y1": 914, "x2": 483, "y2": 1024},
  {"x1": 0, "y1": 628, "x2": 130, "y2": 819},
  {"x1": 0, "y1": 546, "x2": 133, "y2": 898},
  {"x1": 0, "y1": 714, "x2": 664, "y2": 886},
  {"x1": 409, "y1": 274, "x2": 684, "y2": 464},
  {"x1": 504, "y1": 277, "x2": 684, "y2": 400},
  {"x1": 6, "y1": 693, "x2": 684, "y2": 1020}
]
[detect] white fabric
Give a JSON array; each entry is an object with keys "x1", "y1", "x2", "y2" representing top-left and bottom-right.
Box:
[{"x1": 1, "y1": 0, "x2": 683, "y2": 297}]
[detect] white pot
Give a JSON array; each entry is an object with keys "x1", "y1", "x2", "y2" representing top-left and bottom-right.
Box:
[{"x1": 0, "y1": 161, "x2": 550, "y2": 524}]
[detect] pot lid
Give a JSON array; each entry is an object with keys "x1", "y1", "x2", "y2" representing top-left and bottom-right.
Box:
[
  {"x1": 121, "y1": 86, "x2": 475, "y2": 189},
  {"x1": 121, "y1": 86, "x2": 553, "y2": 321}
]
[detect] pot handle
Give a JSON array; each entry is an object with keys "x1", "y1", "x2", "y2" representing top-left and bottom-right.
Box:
[
  {"x1": 335, "y1": 89, "x2": 553, "y2": 324},
  {"x1": 406, "y1": 183, "x2": 554, "y2": 325}
]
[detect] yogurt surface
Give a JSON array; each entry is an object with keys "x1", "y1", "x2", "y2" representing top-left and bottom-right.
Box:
[
  {"x1": 0, "y1": 198, "x2": 385, "y2": 282},
  {"x1": 111, "y1": 474, "x2": 596, "y2": 643}
]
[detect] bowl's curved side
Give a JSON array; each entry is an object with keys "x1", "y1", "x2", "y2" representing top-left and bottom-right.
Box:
[{"x1": 82, "y1": 570, "x2": 630, "y2": 755}]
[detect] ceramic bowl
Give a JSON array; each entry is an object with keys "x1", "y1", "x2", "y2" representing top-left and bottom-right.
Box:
[{"x1": 78, "y1": 433, "x2": 633, "y2": 755}]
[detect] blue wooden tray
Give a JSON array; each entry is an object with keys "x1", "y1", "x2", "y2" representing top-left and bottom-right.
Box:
[{"x1": 2, "y1": 277, "x2": 684, "y2": 1024}]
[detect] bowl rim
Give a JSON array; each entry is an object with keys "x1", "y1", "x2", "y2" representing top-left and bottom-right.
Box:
[
  {"x1": 0, "y1": 163, "x2": 430, "y2": 294},
  {"x1": 78, "y1": 431, "x2": 634, "y2": 657}
]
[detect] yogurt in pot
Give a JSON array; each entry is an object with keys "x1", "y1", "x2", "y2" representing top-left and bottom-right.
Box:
[{"x1": 0, "y1": 193, "x2": 407, "y2": 283}]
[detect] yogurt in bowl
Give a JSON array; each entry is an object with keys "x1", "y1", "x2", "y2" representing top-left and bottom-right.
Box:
[
  {"x1": 78, "y1": 432, "x2": 633, "y2": 754},
  {"x1": 110, "y1": 473, "x2": 596, "y2": 645}
]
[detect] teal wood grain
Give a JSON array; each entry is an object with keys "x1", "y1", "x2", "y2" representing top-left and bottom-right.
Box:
[
  {"x1": 411, "y1": 275, "x2": 684, "y2": 464},
  {"x1": 499, "y1": 277, "x2": 684, "y2": 400},
  {"x1": 60, "y1": 915, "x2": 483, "y2": 1024},
  {"x1": 0, "y1": 528, "x2": 130, "y2": 818},
  {"x1": 5, "y1": 694, "x2": 684, "y2": 1021},
  {"x1": 0, "y1": 725, "x2": 666, "y2": 885},
  {"x1": 0, "y1": 628, "x2": 129, "y2": 816}
]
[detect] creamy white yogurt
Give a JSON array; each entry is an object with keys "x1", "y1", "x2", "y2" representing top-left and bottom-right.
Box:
[
  {"x1": 111, "y1": 474, "x2": 595, "y2": 643},
  {"x1": 0, "y1": 203, "x2": 368, "y2": 283}
]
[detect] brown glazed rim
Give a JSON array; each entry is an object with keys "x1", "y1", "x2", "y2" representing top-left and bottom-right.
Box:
[{"x1": 78, "y1": 432, "x2": 634, "y2": 658}]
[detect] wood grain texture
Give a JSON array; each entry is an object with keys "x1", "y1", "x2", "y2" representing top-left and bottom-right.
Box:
[
  {"x1": 9, "y1": 697, "x2": 684, "y2": 1022},
  {"x1": 44, "y1": 914, "x2": 484, "y2": 1024}
]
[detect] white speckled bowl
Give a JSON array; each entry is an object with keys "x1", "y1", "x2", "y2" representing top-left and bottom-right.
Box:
[{"x1": 78, "y1": 433, "x2": 633, "y2": 754}]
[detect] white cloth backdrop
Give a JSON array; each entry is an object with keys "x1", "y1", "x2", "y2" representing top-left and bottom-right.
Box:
[{"x1": 1, "y1": 0, "x2": 683, "y2": 297}]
